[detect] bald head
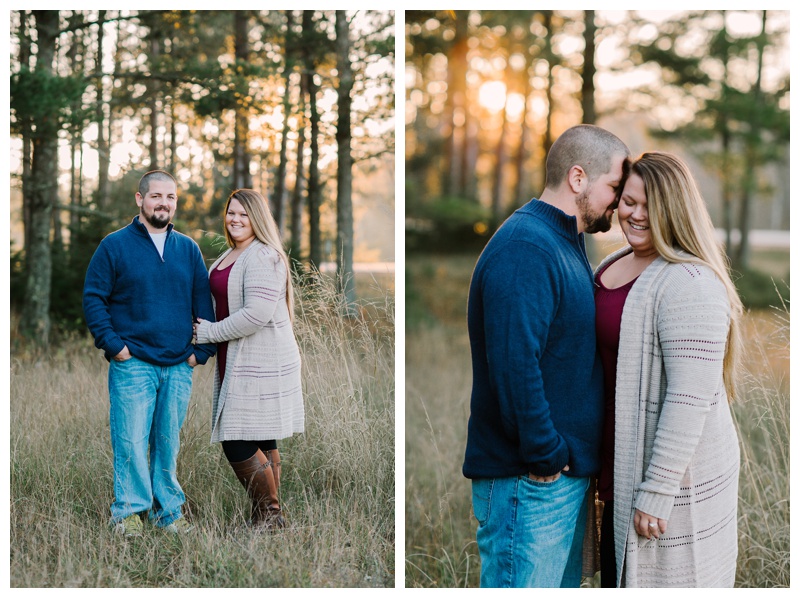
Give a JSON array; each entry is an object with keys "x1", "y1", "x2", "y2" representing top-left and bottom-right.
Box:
[
  {"x1": 138, "y1": 170, "x2": 177, "y2": 198},
  {"x1": 544, "y1": 125, "x2": 630, "y2": 191}
]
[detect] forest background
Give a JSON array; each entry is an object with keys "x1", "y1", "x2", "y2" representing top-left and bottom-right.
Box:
[
  {"x1": 8, "y1": 10, "x2": 396, "y2": 588},
  {"x1": 404, "y1": 9, "x2": 790, "y2": 588}
]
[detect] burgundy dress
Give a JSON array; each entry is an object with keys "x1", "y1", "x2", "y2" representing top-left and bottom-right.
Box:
[
  {"x1": 209, "y1": 261, "x2": 234, "y2": 384},
  {"x1": 594, "y1": 261, "x2": 637, "y2": 502}
]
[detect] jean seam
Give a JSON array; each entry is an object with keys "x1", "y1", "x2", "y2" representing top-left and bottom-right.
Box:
[
  {"x1": 107, "y1": 358, "x2": 192, "y2": 524},
  {"x1": 485, "y1": 478, "x2": 494, "y2": 524},
  {"x1": 508, "y1": 476, "x2": 519, "y2": 586}
]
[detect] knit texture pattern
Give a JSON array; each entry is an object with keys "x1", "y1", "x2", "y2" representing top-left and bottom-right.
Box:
[
  {"x1": 83, "y1": 216, "x2": 216, "y2": 366},
  {"x1": 463, "y1": 198, "x2": 604, "y2": 480},
  {"x1": 194, "y1": 240, "x2": 304, "y2": 442},
  {"x1": 597, "y1": 247, "x2": 740, "y2": 587}
]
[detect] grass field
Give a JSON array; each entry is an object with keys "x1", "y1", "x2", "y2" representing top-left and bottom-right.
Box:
[
  {"x1": 10, "y1": 272, "x2": 395, "y2": 588},
  {"x1": 405, "y1": 251, "x2": 789, "y2": 588}
]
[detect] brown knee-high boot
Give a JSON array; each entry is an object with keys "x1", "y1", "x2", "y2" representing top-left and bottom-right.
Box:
[
  {"x1": 229, "y1": 449, "x2": 285, "y2": 529},
  {"x1": 268, "y1": 448, "x2": 281, "y2": 496}
]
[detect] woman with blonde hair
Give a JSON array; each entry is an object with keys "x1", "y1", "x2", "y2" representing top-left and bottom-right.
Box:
[
  {"x1": 194, "y1": 189, "x2": 303, "y2": 529},
  {"x1": 593, "y1": 152, "x2": 743, "y2": 586}
]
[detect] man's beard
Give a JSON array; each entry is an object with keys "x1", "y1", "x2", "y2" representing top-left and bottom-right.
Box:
[
  {"x1": 142, "y1": 207, "x2": 171, "y2": 230},
  {"x1": 576, "y1": 188, "x2": 613, "y2": 234}
]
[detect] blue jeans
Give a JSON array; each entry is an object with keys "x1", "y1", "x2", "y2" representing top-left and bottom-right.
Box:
[
  {"x1": 108, "y1": 356, "x2": 194, "y2": 527},
  {"x1": 471, "y1": 474, "x2": 590, "y2": 587}
]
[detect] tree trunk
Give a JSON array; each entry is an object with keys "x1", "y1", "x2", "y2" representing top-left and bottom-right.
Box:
[
  {"x1": 541, "y1": 11, "x2": 555, "y2": 189},
  {"x1": 273, "y1": 10, "x2": 295, "y2": 234},
  {"x1": 95, "y1": 10, "x2": 110, "y2": 210},
  {"x1": 462, "y1": 106, "x2": 478, "y2": 202},
  {"x1": 52, "y1": 196, "x2": 64, "y2": 251},
  {"x1": 513, "y1": 52, "x2": 532, "y2": 207},
  {"x1": 491, "y1": 59, "x2": 512, "y2": 230},
  {"x1": 307, "y1": 78, "x2": 321, "y2": 270},
  {"x1": 148, "y1": 30, "x2": 160, "y2": 168},
  {"x1": 445, "y1": 11, "x2": 469, "y2": 198},
  {"x1": 336, "y1": 10, "x2": 356, "y2": 312},
  {"x1": 67, "y1": 12, "x2": 83, "y2": 252},
  {"x1": 233, "y1": 10, "x2": 252, "y2": 189},
  {"x1": 170, "y1": 101, "x2": 177, "y2": 171},
  {"x1": 581, "y1": 10, "x2": 596, "y2": 124},
  {"x1": 21, "y1": 10, "x2": 60, "y2": 345},
  {"x1": 303, "y1": 11, "x2": 321, "y2": 271},
  {"x1": 721, "y1": 128, "x2": 733, "y2": 255},
  {"x1": 18, "y1": 11, "x2": 33, "y2": 263},
  {"x1": 22, "y1": 128, "x2": 32, "y2": 264},
  {"x1": 734, "y1": 10, "x2": 767, "y2": 270},
  {"x1": 462, "y1": 83, "x2": 480, "y2": 202},
  {"x1": 718, "y1": 11, "x2": 733, "y2": 256},
  {"x1": 69, "y1": 131, "x2": 81, "y2": 251},
  {"x1": 289, "y1": 74, "x2": 307, "y2": 262}
]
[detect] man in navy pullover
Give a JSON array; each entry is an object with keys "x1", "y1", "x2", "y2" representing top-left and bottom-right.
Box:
[
  {"x1": 463, "y1": 125, "x2": 630, "y2": 587},
  {"x1": 83, "y1": 170, "x2": 216, "y2": 535}
]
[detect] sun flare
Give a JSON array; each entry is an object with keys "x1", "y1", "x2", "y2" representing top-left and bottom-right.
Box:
[{"x1": 478, "y1": 80, "x2": 507, "y2": 113}]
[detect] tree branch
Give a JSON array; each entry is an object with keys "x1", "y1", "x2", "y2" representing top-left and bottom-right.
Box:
[
  {"x1": 55, "y1": 202, "x2": 117, "y2": 220},
  {"x1": 58, "y1": 11, "x2": 144, "y2": 35}
]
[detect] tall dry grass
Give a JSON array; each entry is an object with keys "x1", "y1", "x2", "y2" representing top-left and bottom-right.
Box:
[
  {"x1": 405, "y1": 325, "x2": 477, "y2": 587},
  {"x1": 10, "y1": 273, "x2": 394, "y2": 588},
  {"x1": 404, "y1": 254, "x2": 790, "y2": 588},
  {"x1": 731, "y1": 296, "x2": 790, "y2": 587}
]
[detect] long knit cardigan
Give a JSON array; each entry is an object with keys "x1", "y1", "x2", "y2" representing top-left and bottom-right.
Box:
[
  {"x1": 194, "y1": 239, "x2": 304, "y2": 443},
  {"x1": 597, "y1": 246, "x2": 740, "y2": 588}
]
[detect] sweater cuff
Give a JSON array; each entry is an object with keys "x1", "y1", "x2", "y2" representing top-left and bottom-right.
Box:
[
  {"x1": 194, "y1": 320, "x2": 214, "y2": 345},
  {"x1": 105, "y1": 337, "x2": 127, "y2": 360},
  {"x1": 634, "y1": 489, "x2": 675, "y2": 521},
  {"x1": 192, "y1": 344, "x2": 214, "y2": 365}
]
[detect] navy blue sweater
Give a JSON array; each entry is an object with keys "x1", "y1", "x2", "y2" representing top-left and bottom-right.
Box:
[
  {"x1": 83, "y1": 216, "x2": 216, "y2": 366},
  {"x1": 462, "y1": 199, "x2": 604, "y2": 479}
]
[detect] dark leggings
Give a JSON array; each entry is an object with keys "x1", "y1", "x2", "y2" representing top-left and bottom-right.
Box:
[
  {"x1": 222, "y1": 439, "x2": 278, "y2": 463},
  {"x1": 600, "y1": 500, "x2": 617, "y2": 588}
]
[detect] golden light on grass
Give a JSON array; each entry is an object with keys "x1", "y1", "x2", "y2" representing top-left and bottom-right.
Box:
[
  {"x1": 405, "y1": 253, "x2": 790, "y2": 588},
  {"x1": 10, "y1": 272, "x2": 395, "y2": 588}
]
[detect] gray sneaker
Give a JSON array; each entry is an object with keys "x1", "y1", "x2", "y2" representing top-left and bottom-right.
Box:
[
  {"x1": 163, "y1": 517, "x2": 194, "y2": 534},
  {"x1": 112, "y1": 514, "x2": 144, "y2": 537}
]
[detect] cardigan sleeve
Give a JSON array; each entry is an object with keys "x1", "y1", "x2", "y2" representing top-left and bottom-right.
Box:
[
  {"x1": 189, "y1": 242, "x2": 217, "y2": 364},
  {"x1": 634, "y1": 269, "x2": 731, "y2": 520},
  {"x1": 195, "y1": 245, "x2": 287, "y2": 344}
]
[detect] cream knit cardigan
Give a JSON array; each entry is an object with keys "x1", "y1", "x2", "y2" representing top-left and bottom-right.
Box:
[
  {"x1": 195, "y1": 239, "x2": 304, "y2": 443},
  {"x1": 597, "y1": 247, "x2": 740, "y2": 587}
]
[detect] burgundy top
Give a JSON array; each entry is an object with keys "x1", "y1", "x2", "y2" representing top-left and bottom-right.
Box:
[
  {"x1": 209, "y1": 261, "x2": 234, "y2": 384},
  {"x1": 594, "y1": 260, "x2": 638, "y2": 502}
]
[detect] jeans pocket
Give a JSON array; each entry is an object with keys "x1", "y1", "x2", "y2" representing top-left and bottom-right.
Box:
[
  {"x1": 521, "y1": 473, "x2": 564, "y2": 489},
  {"x1": 471, "y1": 479, "x2": 494, "y2": 526}
]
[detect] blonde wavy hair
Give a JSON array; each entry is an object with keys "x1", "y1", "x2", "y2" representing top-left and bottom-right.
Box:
[
  {"x1": 224, "y1": 189, "x2": 294, "y2": 319},
  {"x1": 631, "y1": 151, "x2": 743, "y2": 401}
]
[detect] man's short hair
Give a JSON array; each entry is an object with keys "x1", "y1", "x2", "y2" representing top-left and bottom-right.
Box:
[
  {"x1": 544, "y1": 125, "x2": 629, "y2": 190},
  {"x1": 138, "y1": 170, "x2": 177, "y2": 197}
]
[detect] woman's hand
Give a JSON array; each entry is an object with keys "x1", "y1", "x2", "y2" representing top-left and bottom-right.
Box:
[
  {"x1": 193, "y1": 317, "x2": 208, "y2": 342},
  {"x1": 634, "y1": 509, "x2": 667, "y2": 539}
]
